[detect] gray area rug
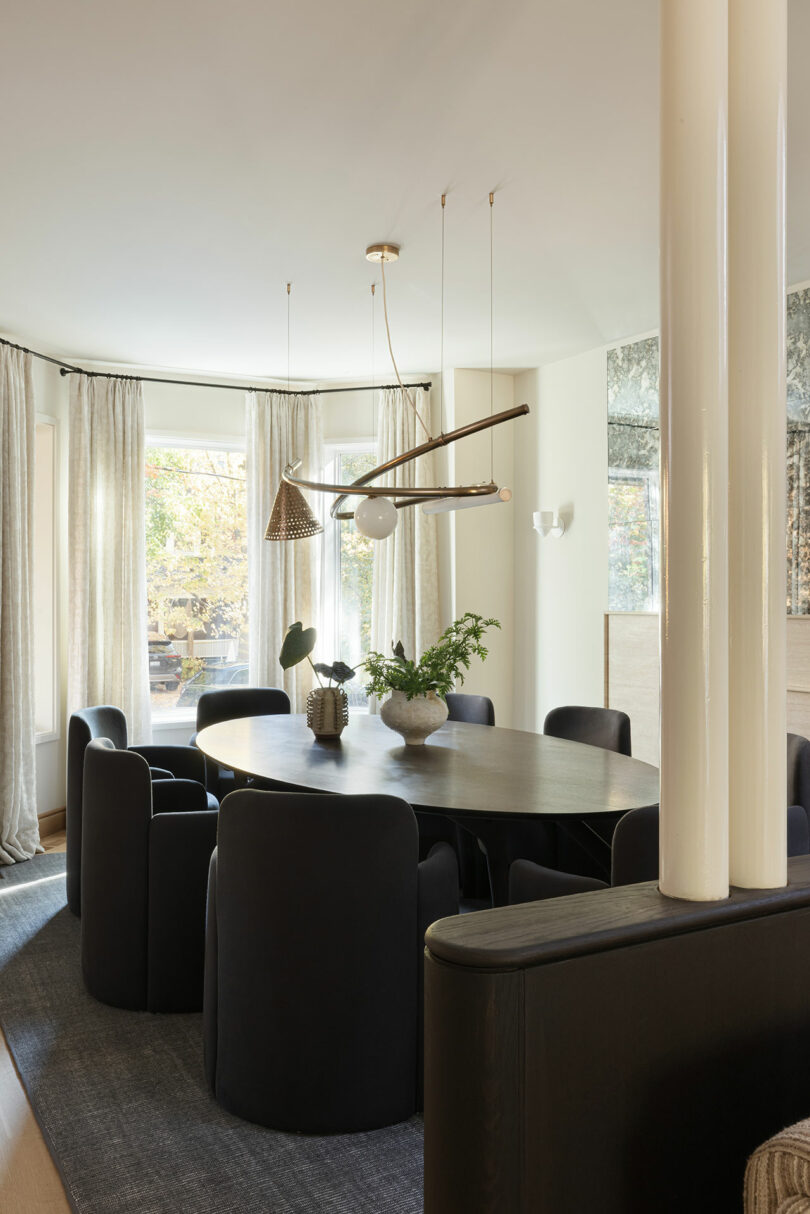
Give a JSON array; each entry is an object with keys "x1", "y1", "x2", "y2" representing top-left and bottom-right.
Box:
[{"x1": 0, "y1": 853, "x2": 423, "y2": 1213}]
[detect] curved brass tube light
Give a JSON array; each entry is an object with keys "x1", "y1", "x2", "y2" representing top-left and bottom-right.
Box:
[
  {"x1": 282, "y1": 402, "x2": 530, "y2": 521},
  {"x1": 270, "y1": 198, "x2": 531, "y2": 539}
]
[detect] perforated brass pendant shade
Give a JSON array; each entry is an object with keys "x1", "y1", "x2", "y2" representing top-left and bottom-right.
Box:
[{"x1": 265, "y1": 479, "x2": 324, "y2": 541}]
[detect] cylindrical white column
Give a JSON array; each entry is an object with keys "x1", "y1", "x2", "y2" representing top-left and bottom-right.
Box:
[
  {"x1": 659, "y1": 0, "x2": 729, "y2": 900},
  {"x1": 728, "y1": 0, "x2": 787, "y2": 889}
]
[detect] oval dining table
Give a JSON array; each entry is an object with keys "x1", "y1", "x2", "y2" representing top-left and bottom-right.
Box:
[{"x1": 196, "y1": 713, "x2": 661, "y2": 905}]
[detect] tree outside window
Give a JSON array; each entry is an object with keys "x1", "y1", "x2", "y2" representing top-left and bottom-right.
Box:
[
  {"x1": 145, "y1": 444, "x2": 247, "y2": 716},
  {"x1": 608, "y1": 469, "x2": 660, "y2": 612}
]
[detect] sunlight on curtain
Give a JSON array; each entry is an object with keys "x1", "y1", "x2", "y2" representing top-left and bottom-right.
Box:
[
  {"x1": 0, "y1": 345, "x2": 40, "y2": 862},
  {"x1": 246, "y1": 392, "x2": 323, "y2": 711},
  {"x1": 67, "y1": 375, "x2": 150, "y2": 742}
]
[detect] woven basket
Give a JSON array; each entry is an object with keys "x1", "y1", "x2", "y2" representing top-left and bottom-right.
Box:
[{"x1": 306, "y1": 686, "x2": 349, "y2": 739}]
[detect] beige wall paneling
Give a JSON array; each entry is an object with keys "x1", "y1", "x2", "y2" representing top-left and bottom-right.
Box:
[{"x1": 605, "y1": 613, "x2": 660, "y2": 767}]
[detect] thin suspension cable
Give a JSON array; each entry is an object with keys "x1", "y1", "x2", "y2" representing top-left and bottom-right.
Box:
[
  {"x1": 371, "y1": 282, "x2": 376, "y2": 446},
  {"x1": 440, "y1": 194, "x2": 446, "y2": 436},
  {"x1": 489, "y1": 191, "x2": 495, "y2": 481},
  {"x1": 380, "y1": 257, "x2": 431, "y2": 442}
]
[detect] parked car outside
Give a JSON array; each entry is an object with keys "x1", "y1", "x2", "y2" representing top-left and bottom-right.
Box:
[
  {"x1": 149, "y1": 635, "x2": 183, "y2": 689},
  {"x1": 176, "y1": 663, "x2": 250, "y2": 708}
]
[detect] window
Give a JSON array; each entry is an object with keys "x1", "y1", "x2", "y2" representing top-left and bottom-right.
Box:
[
  {"x1": 34, "y1": 417, "x2": 58, "y2": 740},
  {"x1": 608, "y1": 468, "x2": 660, "y2": 612},
  {"x1": 145, "y1": 441, "x2": 247, "y2": 720},
  {"x1": 321, "y1": 444, "x2": 376, "y2": 708},
  {"x1": 607, "y1": 339, "x2": 661, "y2": 613}
]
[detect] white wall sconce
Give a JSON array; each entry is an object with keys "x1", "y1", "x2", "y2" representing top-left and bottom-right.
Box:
[{"x1": 532, "y1": 510, "x2": 566, "y2": 538}]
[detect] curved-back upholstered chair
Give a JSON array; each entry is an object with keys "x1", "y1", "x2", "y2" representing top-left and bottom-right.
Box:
[
  {"x1": 508, "y1": 803, "x2": 810, "y2": 905},
  {"x1": 788, "y1": 733, "x2": 810, "y2": 820},
  {"x1": 417, "y1": 693, "x2": 496, "y2": 899},
  {"x1": 204, "y1": 789, "x2": 458, "y2": 1132},
  {"x1": 193, "y1": 687, "x2": 291, "y2": 798},
  {"x1": 541, "y1": 704, "x2": 633, "y2": 877},
  {"x1": 81, "y1": 739, "x2": 218, "y2": 1012},
  {"x1": 67, "y1": 705, "x2": 217, "y2": 916},
  {"x1": 445, "y1": 693, "x2": 496, "y2": 727},
  {"x1": 543, "y1": 705, "x2": 632, "y2": 756}
]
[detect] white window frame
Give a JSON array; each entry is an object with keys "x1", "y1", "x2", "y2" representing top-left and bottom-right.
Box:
[
  {"x1": 146, "y1": 431, "x2": 246, "y2": 728},
  {"x1": 35, "y1": 413, "x2": 60, "y2": 744}
]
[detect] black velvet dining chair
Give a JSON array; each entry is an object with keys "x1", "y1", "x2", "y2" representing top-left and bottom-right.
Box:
[
  {"x1": 66, "y1": 705, "x2": 217, "y2": 916},
  {"x1": 542, "y1": 704, "x2": 633, "y2": 876},
  {"x1": 446, "y1": 693, "x2": 496, "y2": 727},
  {"x1": 204, "y1": 788, "x2": 458, "y2": 1133},
  {"x1": 543, "y1": 705, "x2": 632, "y2": 756},
  {"x1": 191, "y1": 686, "x2": 291, "y2": 798},
  {"x1": 416, "y1": 692, "x2": 496, "y2": 900},
  {"x1": 81, "y1": 739, "x2": 218, "y2": 1011},
  {"x1": 787, "y1": 733, "x2": 810, "y2": 824},
  {"x1": 508, "y1": 803, "x2": 810, "y2": 905}
]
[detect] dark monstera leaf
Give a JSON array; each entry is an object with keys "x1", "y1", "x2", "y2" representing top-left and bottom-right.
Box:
[
  {"x1": 279, "y1": 621, "x2": 317, "y2": 670},
  {"x1": 330, "y1": 661, "x2": 356, "y2": 684}
]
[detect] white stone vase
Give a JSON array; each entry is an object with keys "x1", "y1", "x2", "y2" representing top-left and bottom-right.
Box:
[{"x1": 380, "y1": 689, "x2": 449, "y2": 746}]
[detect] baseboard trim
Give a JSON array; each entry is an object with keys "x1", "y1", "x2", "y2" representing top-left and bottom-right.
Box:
[{"x1": 38, "y1": 807, "x2": 66, "y2": 837}]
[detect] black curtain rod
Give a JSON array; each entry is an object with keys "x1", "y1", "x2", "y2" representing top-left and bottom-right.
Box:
[
  {"x1": 58, "y1": 370, "x2": 433, "y2": 397},
  {"x1": 0, "y1": 335, "x2": 431, "y2": 398},
  {"x1": 0, "y1": 335, "x2": 84, "y2": 374}
]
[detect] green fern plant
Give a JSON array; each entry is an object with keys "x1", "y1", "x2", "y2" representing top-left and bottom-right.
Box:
[{"x1": 362, "y1": 613, "x2": 500, "y2": 701}]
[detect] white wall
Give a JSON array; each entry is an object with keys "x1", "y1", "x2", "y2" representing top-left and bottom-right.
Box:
[
  {"x1": 443, "y1": 369, "x2": 516, "y2": 727},
  {"x1": 511, "y1": 349, "x2": 608, "y2": 731}
]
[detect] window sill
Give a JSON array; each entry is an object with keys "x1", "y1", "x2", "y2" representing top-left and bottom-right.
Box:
[{"x1": 151, "y1": 711, "x2": 197, "y2": 730}]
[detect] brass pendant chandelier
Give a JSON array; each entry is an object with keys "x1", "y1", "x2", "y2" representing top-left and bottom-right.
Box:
[{"x1": 267, "y1": 194, "x2": 529, "y2": 541}]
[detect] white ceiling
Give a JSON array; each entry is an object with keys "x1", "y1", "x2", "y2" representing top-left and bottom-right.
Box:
[{"x1": 0, "y1": 0, "x2": 808, "y2": 380}]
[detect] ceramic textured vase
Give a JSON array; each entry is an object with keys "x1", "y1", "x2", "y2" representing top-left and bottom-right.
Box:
[
  {"x1": 306, "y1": 686, "x2": 349, "y2": 739},
  {"x1": 380, "y1": 689, "x2": 449, "y2": 746}
]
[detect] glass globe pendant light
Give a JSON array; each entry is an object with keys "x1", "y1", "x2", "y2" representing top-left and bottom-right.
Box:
[{"x1": 354, "y1": 494, "x2": 398, "y2": 539}]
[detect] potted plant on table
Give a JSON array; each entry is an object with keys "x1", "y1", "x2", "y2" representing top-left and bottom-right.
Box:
[
  {"x1": 279, "y1": 622, "x2": 356, "y2": 739},
  {"x1": 362, "y1": 613, "x2": 500, "y2": 746}
]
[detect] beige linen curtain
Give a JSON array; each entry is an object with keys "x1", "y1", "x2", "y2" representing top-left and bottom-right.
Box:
[
  {"x1": 0, "y1": 344, "x2": 39, "y2": 863},
  {"x1": 370, "y1": 387, "x2": 440, "y2": 707},
  {"x1": 246, "y1": 392, "x2": 323, "y2": 711},
  {"x1": 67, "y1": 375, "x2": 150, "y2": 743}
]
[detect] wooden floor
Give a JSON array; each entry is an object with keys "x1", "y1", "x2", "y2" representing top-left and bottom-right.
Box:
[{"x1": 0, "y1": 831, "x2": 72, "y2": 1213}]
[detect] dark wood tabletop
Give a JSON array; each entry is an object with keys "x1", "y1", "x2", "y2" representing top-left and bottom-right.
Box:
[{"x1": 196, "y1": 713, "x2": 660, "y2": 819}]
